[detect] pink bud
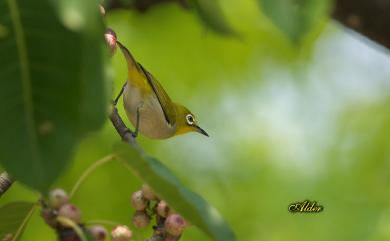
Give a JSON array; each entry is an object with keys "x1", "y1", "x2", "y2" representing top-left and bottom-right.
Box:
[
  {"x1": 89, "y1": 225, "x2": 107, "y2": 241},
  {"x1": 132, "y1": 211, "x2": 150, "y2": 228},
  {"x1": 165, "y1": 214, "x2": 187, "y2": 237},
  {"x1": 58, "y1": 204, "x2": 81, "y2": 224},
  {"x1": 111, "y1": 225, "x2": 132, "y2": 241},
  {"x1": 105, "y1": 28, "x2": 117, "y2": 54},
  {"x1": 131, "y1": 190, "x2": 147, "y2": 211},
  {"x1": 156, "y1": 200, "x2": 169, "y2": 218}
]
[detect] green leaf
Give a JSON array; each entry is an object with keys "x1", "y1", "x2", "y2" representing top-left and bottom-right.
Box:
[
  {"x1": 53, "y1": 0, "x2": 102, "y2": 32},
  {"x1": 258, "y1": 0, "x2": 328, "y2": 42},
  {"x1": 0, "y1": 202, "x2": 36, "y2": 241},
  {"x1": 191, "y1": 0, "x2": 235, "y2": 36},
  {"x1": 114, "y1": 142, "x2": 236, "y2": 241},
  {"x1": 0, "y1": 0, "x2": 107, "y2": 192}
]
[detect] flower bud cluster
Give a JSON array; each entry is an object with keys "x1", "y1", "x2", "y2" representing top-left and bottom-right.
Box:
[
  {"x1": 130, "y1": 186, "x2": 151, "y2": 228},
  {"x1": 41, "y1": 188, "x2": 108, "y2": 241},
  {"x1": 130, "y1": 184, "x2": 188, "y2": 241},
  {"x1": 41, "y1": 184, "x2": 188, "y2": 241}
]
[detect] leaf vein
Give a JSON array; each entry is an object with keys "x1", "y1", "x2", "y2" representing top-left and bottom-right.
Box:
[{"x1": 6, "y1": 0, "x2": 42, "y2": 178}]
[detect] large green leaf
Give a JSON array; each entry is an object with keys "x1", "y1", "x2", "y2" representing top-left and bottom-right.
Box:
[
  {"x1": 0, "y1": 202, "x2": 36, "y2": 241},
  {"x1": 0, "y1": 0, "x2": 107, "y2": 192},
  {"x1": 114, "y1": 142, "x2": 236, "y2": 241},
  {"x1": 258, "y1": 0, "x2": 329, "y2": 42},
  {"x1": 191, "y1": 0, "x2": 235, "y2": 36}
]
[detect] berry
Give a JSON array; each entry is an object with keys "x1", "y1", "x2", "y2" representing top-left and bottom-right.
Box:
[
  {"x1": 156, "y1": 200, "x2": 169, "y2": 218},
  {"x1": 40, "y1": 208, "x2": 57, "y2": 228},
  {"x1": 49, "y1": 188, "x2": 69, "y2": 209},
  {"x1": 131, "y1": 190, "x2": 147, "y2": 211},
  {"x1": 89, "y1": 225, "x2": 107, "y2": 241},
  {"x1": 142, "y1": 184, "x2": 156, "y2": 200},
  {"x1": 132, "y1": 211, "x2": 150, "y2": 228},
  {"x1": 111, "y1": 225, "x2": 132, "y2": 241},
  {"x1": 165, "y1": 214, "x2": 187, "y2": 237},
  {"x1": 58, "y1": 204, "x2": 81, "y2": 224},
  {"x1": 58, "y1": 228, "x2": 82, "y2": 241},
  {"x1": 164, "y1": 234, "x2": 180, "y2": 241}
]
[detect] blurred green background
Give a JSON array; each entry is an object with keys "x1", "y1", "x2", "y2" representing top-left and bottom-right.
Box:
[{"x1": 1, "y1": 1, "x2": 390, "y2": 240}]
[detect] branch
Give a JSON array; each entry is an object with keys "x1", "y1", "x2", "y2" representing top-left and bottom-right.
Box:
[
  {"x1": 0, "y1": 172, "x2": 14, "y2": 197},
  {"x1": 333, "y1": 0, "x2": 390, "y2": 49},
  {"x1": 109, "y1": 106, "x2": 144, "y2": 154},
  {"x1": 105, "y1": 0, "x2": 189, "y2": 13}
]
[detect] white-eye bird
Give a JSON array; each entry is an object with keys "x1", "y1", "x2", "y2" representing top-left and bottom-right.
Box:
[{"x1": 115, "y1": 41, "x2": 208, "y2": 139}]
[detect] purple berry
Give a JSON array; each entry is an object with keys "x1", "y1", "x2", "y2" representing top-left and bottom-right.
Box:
[
  {"x1": 89, "y1": 225, "x2": 107, "y2": 241},
  {"x1": 156, "y1": 200, "x2": 169, "y2": 218},
  {"x1": 58, "y1": 204, "x2": 81, "y2": 224},
  {"x1": 132, "y1": 211, "x2": 150, "y2": 228},
  {"x1": 165, "y1": 214, "x2": 187, "y2": 236}
]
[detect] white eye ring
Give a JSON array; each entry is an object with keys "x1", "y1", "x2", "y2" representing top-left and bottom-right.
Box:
[{"x1": 186, "y1": 114, "x2": 195, "y2": 125}]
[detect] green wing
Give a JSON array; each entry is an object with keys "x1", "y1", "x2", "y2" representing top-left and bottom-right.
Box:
[{"x1": 139, "y1": 64, "x2": 177, "y2": 126}]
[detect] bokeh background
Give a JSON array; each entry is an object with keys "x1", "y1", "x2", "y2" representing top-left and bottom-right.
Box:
[{"x1": 1, "y1": 1, "x2": 390, "y2": 240}]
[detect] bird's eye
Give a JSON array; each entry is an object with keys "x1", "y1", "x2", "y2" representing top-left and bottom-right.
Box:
[{"x1": 186, "y1": 114, "x2": 195, "y2": 125}]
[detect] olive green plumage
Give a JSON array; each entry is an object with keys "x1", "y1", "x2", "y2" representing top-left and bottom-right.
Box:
[{"x1": 117, "y1": 41, "x2": 208, "y2": 139}]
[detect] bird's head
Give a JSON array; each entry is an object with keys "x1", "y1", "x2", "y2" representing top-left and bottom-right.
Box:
[{"x1": 174, "y1": 104, "x2": 209, "y2": 137}]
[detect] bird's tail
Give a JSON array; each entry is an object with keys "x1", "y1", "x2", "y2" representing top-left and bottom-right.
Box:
[
  {"x1": 116, "y1": 41, "x2": 142, "y2": 72},
  {"x1": 116, "y1": 41, "x2": 147, "y2": 86}
]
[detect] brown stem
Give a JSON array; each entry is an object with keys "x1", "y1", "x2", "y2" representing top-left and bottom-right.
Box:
[
  {"x1": 0, "y1": 172, "x2": 14, "y2": 197},
  {"x1": 105, "y1": 0, "x2": 189, "y2": 12},
  {"x1": 147, "y1": 236, "x2": 165, "y2": 241},
  {"x1": 109, "y1": 106, "x2": 144, "y2": 154}
]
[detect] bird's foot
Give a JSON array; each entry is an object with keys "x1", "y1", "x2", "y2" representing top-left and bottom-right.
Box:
[
  {"x1": 131, "y1": 131, "x2": 138, "y2": 138},
  {"x1": 124, "y1": 128, "x2": 137, "y2": 138}
]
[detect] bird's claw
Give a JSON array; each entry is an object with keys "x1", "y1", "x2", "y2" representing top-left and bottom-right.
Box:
[{"x1": 123, "y1": 128, "x2": 137, "y2": 138}]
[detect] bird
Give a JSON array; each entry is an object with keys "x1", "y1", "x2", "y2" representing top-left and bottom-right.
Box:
[{"x1": 114, "y1": 41, "x2": 208, "y2": 139}]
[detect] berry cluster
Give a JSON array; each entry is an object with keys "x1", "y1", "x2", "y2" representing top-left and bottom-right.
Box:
[
  {"x1": 40, "y1": 186, "x2": 187, "y2": 241},
  {"x1": 130, "y1": 185, "x2": 188, "y2": 241},
  {"x1": 41, "y1": 189, "x2": 108, "y2": 241}
]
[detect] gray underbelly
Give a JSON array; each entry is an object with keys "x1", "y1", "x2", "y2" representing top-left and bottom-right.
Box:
[{"x1": 123, "y1": 84, "x2": 175, "y2": 139}]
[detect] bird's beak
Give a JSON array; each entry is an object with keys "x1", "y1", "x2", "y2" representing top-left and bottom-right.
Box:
[{"x1": 195, "y1": 125, "x2": 209, "y2": 137}]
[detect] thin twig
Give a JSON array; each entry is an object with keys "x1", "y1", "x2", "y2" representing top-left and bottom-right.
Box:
[
  {"x1": 69, "y1": 154, "x2": 115, "y2": 198},
  {"x1": 105, "y1": 0, "x2": 189, "y2": 12},
  {"x1": 109, "y1": 105, "x2": 143, "y2": 154},
  {"x1": 85, "y1": 219, "x2": 121, "y2": 227},
  {"x1": 0, "y1": 172, "x2": 14, "y2": 197}
]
